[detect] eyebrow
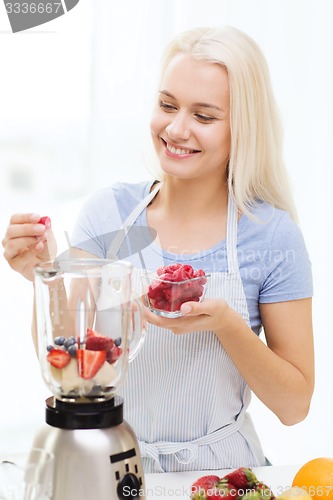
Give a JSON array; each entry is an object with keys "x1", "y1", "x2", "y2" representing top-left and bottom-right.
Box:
[{"x1": 159, "y1": 90, "x2": 224, "y2": 112}]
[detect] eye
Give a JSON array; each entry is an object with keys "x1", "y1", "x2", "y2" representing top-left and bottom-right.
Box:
[
  {"x1": 159, "y1": 101, "x2": 177, "y2": 112},
  {"x1": 194, "y1": 113, "x2": 216, "y2": 123}
]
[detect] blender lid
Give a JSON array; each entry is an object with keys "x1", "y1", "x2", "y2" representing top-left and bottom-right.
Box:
[{"x1": 45, "y1": 395, "x2": 123, "y2": 430}]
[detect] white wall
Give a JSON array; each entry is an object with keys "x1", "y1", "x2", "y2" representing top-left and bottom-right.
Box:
[
  {"x1": 0, "y1": 0, "x2": 93, "y2": 452},
  {"x1": 0, "y1": 0, "x2": 332, "y2": 465}
]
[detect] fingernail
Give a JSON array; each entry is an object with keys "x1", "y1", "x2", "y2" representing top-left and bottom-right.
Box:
[{"x1": 181, "y1": 304, "x2": 192, "y2": 314}]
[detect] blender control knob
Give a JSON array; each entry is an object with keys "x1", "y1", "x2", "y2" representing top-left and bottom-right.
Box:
[{"x1": 117, "y1": 473, "x2": 142, "y2": 499}]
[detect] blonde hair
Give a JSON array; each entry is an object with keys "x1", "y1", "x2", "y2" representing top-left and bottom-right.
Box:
[{"x1": 154, "y1": 26, "x2": 297, "y2": 221}]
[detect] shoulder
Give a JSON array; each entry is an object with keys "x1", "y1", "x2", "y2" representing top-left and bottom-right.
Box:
[
  {"x1": 111, "y1": 180, "x2": 154, "y2": 200},
  {"x1": 70, "y1": 180, "x2": 155, "y2": 258},
  {"x1": 238, "y1": 200, "x2": 312, "y2": 285},
  {"x1": 111, "y1": 180, "x2": 155, "y2": 218},
  {"x1": 80, "y1": 180, "x2": 154, "y2": 221},
  {"x1": 238, "y1": 201, "x2": 313, "y2": 303},
  {"x1": 88, "y1": 180, "x2": 153, "y2": 206},
  {"x1": 239, "y1": 201, "x2": 304, "y2": 250}
]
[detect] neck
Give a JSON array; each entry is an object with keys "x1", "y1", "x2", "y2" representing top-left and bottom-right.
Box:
[{"x1": 156, "y1": 176, "x2": 228, "y2": 218}]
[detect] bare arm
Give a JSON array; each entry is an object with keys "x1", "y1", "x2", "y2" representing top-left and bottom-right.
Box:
[
  {"x1": 214, "y1": 298, "x2": 314, "y2": 425},
  {"x1": 144, "y1": 297, "x2": 314, "y2": 425}
]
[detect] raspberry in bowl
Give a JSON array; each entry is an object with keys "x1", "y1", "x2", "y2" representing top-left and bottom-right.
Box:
[{"x1": 142, "y1": 263, "x2": 210, "y2": 318}]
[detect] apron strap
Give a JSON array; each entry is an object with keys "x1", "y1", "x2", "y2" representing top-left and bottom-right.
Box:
[
  {"x1": 138, "y1": 411, "x2": 246, "y2": 473},
  {"x1": 226, "y1": 194, "x2": 239, "y2": 274},
  {"x1": 107, "y1": 183, "x2": 161, "y2": 259}
]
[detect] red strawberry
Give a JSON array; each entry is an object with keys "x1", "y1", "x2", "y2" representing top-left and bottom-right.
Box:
[
  {"x1": 148, "y1": 264, "x2": 208, "y2": 313},
  {"x1": 219, "y1": 468, "x2": 258, "y2": 491},
  {"x1": 187, "y1": 282, "x2": 204, "y2": 299},
  {"x1": 38, "y1": 216, "x2": 51, "y2": 229},
  {"x1": 156, "y1": 264, "x2": 181, "y2": 277},
  {"x1": 173, "y1": 266, "x2": 192, "y2": 281},
  {"x1": 156, "y1": 298, "x2": 171, "y2": 311},
  {"x1": 183, "y1": 264, "x2": 195, "y2": 276},
  {"x1": 76, "y1": 349, "x2": 106, "y2": 379},
  {"x1": 164, "y1": 283, "x2": 183, "y2": 302},
  {"x1": 191, "y1": 475, "x2": 220, "y2": 499},
  {"x1": 47, "y1": 349, "x2": 71, "y2": 369},
  {"x1": 86, "y1": 328, "x2": 114, "y2": 351},
  {"x1": 148, "y1": 281, "x2": 164, "y2": 299},
  {"x1": 106, "y1": 345, "x2": 123, "y2": 364}
]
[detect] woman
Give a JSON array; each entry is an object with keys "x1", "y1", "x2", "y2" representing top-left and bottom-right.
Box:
[{"x1": 2, "y1": 26, "x2": 314, "y2": 473}]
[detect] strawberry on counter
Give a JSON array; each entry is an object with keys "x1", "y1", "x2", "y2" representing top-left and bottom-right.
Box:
[
  {"x1": 191, "y1": 475, "x2": 220, "y2": 499},
  {"x1": 191, "y1": 467, "x2": 276, "y2": 500},
  {"x1": 219, "y1": 467, "x2": 258, "y2": 492}
]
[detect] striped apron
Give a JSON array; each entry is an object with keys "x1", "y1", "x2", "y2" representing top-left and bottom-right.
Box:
[{"x1": 108, "y1": 184, "x2": 265, "y2": 473}]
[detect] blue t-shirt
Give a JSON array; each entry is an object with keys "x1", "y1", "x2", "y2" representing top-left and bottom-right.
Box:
[{"x1": 71, "y1": 180, "x2": 313, "y2": 336}]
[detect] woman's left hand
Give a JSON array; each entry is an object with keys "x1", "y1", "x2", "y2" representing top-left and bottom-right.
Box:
[{"x1": 144, "y1": 298, "x2": 237, "y2": 335}]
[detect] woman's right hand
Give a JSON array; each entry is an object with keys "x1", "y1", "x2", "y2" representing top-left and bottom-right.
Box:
[{"x1": 2, "y1": 213, "x2": 57, "y2": 282}]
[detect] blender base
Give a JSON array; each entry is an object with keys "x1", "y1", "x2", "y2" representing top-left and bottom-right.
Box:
[{"x1": 32, "y1": 396, "x2": 145, "y2": 500}]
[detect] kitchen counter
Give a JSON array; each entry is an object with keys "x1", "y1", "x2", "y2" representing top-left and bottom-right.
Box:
[{"x1": 144, "y1": 465, "x2": 300, "y2": 499}]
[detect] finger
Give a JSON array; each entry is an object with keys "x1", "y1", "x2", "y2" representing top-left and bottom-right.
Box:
[
  {"x1": 3, "y1": 235, "x2": 45, "y2": 259},
  {"x1": 4, "y1": 222, "x2": 47, "y2": 243},
  {"x1": 181, "y1": 298, "x2": 229, "y2": 318},
  {"x1": 9, "y1": 213, "x2": 41, "y2": 224},
  {"x1": 180, "y1": 301, "x2": 209, "y2": 316}
]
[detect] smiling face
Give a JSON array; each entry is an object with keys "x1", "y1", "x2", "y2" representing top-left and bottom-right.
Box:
[{"x1": 150, "y1": 54, "x2": 231, "y2": 182}]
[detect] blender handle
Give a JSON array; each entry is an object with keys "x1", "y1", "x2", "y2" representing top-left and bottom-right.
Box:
[{"x1": 127, "y1": 293, "x2": 146, "y2": 362}]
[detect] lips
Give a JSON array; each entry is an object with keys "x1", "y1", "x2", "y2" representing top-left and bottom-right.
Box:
[{"x1": 162, "y1": 138, "x2": 201, "y2": 156}]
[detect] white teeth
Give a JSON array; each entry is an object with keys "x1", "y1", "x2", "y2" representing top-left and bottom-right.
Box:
[{"x1": 167, "y1": 144, "x2": 194, "y2": 155}]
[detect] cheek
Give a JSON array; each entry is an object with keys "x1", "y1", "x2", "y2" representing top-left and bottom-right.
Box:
[
  {"x1": 150, "y1": 107, "x2": 173, "y2": 139},
  {"x1": 150, "y1": 119, "x2": 158, "y2": 141},
  {"x1": 213, "y1": 125, "x2": 231, "y2": 154},
  {"x1": 150, "y1": 110, "x2": 163, "y2": 138},
  {"x1": 222, "y1": 129, "x2": 231, "y2": 151}
]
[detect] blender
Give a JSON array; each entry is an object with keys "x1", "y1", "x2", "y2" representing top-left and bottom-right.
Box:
[{"x1": 32, "y1": 258, "x2": 146, "y2": 500}]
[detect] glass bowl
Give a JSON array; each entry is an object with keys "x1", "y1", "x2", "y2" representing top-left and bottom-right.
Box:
[{"x1": 142, "y1": 270, "x2": 210, "y2": 318}]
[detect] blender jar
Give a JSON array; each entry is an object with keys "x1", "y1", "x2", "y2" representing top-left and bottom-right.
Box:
[{"x1": 34, "y1": 259, "x2": 144, "y2": 402}]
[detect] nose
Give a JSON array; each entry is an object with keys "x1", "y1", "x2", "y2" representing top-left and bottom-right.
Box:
[{"x1": 165, "y1": 111, "x2": 191, "y2": 142}]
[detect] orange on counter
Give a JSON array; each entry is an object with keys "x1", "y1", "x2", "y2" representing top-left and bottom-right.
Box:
[{"x1": 292, "y1": 458, "x2": 333, "y2": 500}]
